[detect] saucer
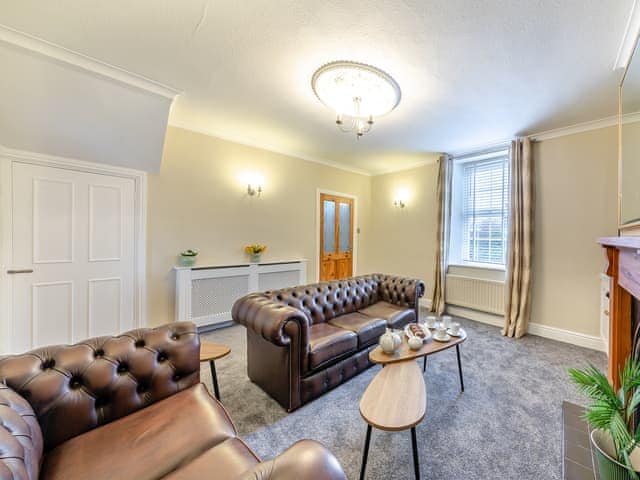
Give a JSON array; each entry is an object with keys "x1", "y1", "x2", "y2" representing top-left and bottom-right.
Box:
[
  {"x1": 447, "y1": 328, "x2": 464, "y2": 338},
  {"x1": 432, "y1": 333, "x2": 451, "y2": 342}
]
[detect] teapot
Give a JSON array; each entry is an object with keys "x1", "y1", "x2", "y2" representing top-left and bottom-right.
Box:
[{"x1": 379, "y1": 329, "x2": 400, "y2": 354}]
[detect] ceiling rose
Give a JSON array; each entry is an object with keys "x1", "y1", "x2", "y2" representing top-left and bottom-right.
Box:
[{"x1": 311, "y1": 61, "x2": 401, "y2": 138}]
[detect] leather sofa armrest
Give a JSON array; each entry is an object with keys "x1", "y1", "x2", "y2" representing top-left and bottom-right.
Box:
[
  {"x1": 232, "y1": 294, "x2": 310, "y2": 348},
  {"x1": 0, "y1": 383, "x2": 44, "y2": 480},
  {"x1": 238, "y1": 440, "x2": 347, "y2": 480},
  {"x1": 378, "y1": 275, "x2": 426, "y2": 308}
]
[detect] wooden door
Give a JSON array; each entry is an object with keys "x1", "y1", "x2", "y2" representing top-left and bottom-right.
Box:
[{"x1": 320, "y1": 193, "x2": 354, "y2": 281}]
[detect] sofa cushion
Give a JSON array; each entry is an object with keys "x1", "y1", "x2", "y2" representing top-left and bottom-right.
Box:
[
  {"x1": 308, "y1": 324, "x2": 357, "y2": 371},
  {"x1": 40, "y1": 384, "x2": 236, "y2": 480},
  {"x1": 359, "y1": 302, "x2": 416, "y2": 328},
  {"x1": 329, "y1": 313, "x2": 387, "y2": 348},
  {"x1": 163, "y1": 437, "x2": 259, "y2": 480}
]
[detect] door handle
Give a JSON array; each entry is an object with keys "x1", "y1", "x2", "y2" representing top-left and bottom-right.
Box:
[{"x1": 7, "y1": 269, "x2": 33, "y2": 274}]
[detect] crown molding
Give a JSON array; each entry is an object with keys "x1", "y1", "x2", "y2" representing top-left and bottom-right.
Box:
[
  {"x1": 0, "y1": 24, "x2": 181, "y2": 100},
  {"x1": 530, "y1": 112, "x2": 640, "y2": 141},
  {"x1": 167, "y1": 120, "x2": 372, "y2": 176},
  {"x1": 615, "y1": 0, "x2": 640, "y2": 71}
]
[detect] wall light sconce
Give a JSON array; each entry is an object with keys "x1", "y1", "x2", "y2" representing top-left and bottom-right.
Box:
[
  {"x1": 394, "y1": 187, "x2": 409, "y2": 208},
  {"x1": 247, "y1": 184, "x2": 262, "y2": 196},
  {"x1": 241, "y1": 172, "x2": 264, "y2": 197}
]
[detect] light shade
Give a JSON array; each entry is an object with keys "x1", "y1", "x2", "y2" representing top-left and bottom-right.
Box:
[{"x1": 311, "y1": 61, "x2": 401, "y2": 118}]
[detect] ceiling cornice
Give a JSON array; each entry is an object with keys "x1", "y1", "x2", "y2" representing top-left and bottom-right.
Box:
[
  {"x1": 615, "y1": 0, "x2": 640, "y2": 70},
  {"x1": 0, "y1": 24, "x2": 181, "y2": 100},
  {"x1": 167, "y1": 121, "x2": 372, "y2": 176},
  {"x1": 530, "y1": 112, "x2": 640, "y2": 141}
]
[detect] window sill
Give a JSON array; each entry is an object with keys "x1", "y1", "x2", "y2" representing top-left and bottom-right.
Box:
[{"x1": 448, "y1": 262, "x2": 505, "y2": 272}]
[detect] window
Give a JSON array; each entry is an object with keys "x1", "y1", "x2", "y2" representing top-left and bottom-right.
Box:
[{"x1": 450, "y1": 149, "x2": 510, "y2": 267}]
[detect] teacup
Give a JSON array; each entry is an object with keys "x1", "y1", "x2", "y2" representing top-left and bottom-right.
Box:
[
  {"x1": 435, "y1": 325, "x2": 447, "y2": 339},
  {"x1": 449, "y1": 321, "x2": 461, "y2": 336},
  {"x1": 425, "y1": 315, "x2": 437, "y2": 328},
  {"x1": 441, "y1": 315, "x2": 452, "y2": 329}
]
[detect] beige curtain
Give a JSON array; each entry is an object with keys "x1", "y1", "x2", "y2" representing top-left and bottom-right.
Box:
[
  {"x1": 431, "y1": 154, "x2": 452, "y2": 315},
  {"x1": 503, "y1": 137, "x2": 534, "y2": 338}
]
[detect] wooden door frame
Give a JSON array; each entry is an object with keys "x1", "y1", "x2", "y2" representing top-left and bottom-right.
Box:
[
  {"x1": 0, "y1": 145, "x2": 147, "y2": 354},
  {"x1": 315, "y1": 189, "x2": 358, "y2": 282}
]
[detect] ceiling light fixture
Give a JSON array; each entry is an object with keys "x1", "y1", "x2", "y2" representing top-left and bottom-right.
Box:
[{"x1": 311, "y1": 61, "x2": 401, "y2": 138}]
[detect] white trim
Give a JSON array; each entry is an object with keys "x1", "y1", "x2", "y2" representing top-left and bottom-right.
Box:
[
  {"x1": 419, "y1": 298, "x2": 433, "y2": 311},
  {"x1": 315, "y1": 189, "x2": 358, "y2": 282},
  {"x1": 446, "y1": 305, "x2": 606, "y2": 352},
  {"x1": 527, "y1": 322, "x2": 606, "y2": 353},
  {"x1": 615, "y1": 0, "x2": 640, "y2": 71},
  {"x1": 446, "y1": 305, "x2": 504, "y2": 327},
  {"x1": 168, "y1": 121, "x2": 371, "y2": 177},
  {"x1": 531, "y1": 112, "x2": 640, "y2": 142},
  {"x1": 0, "y1": 24, "x2": 180, "y2": 100},
  {"x1": 0, "y1": 144, "x2": 148, "y2": 352}
]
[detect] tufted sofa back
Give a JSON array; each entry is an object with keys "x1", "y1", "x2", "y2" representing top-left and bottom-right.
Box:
[
  {"x1": 0, "y1": 322, "x2": 200, "y2": 453},
  {"x1": 265, "y1": 274, "x2": 420, "y2": 325}
]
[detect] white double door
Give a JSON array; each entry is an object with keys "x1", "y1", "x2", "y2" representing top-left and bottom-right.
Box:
[{"x1": 6, "y1": 162, "x2": 136, "y2": 353}]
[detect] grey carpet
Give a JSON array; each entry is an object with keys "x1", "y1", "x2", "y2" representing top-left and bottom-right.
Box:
[{"x1": 200, "y1": 316, "x2": 605, "y2": 479}]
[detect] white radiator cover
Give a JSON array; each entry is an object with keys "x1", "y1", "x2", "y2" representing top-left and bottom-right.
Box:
[
  {"x1": 445, "y1": 274, "x2": 505, "y2": 315},
  {"x1": 175, "y1": 260, "x2": 307, "y2": 327}
]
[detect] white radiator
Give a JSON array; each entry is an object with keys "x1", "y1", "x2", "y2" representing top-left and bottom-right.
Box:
[
  {"x1": 175, "y1": 260, "x2": 307, "y2": 327},
  {"x1": 445, "y1": 274, "x2": 505, "y2": 315}
]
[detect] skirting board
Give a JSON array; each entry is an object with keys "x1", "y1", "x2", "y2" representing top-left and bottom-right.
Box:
[{"x1": 444, "y1": 305, "x2": 607, "y2": 353}]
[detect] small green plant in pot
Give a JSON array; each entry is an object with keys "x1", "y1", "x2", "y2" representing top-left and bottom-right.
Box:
[
  {"x1": 569, "y1": 358, "x2": 640, "y2": 480},
  {"x1": 179, "y1": 249, "x2": 198, "y2": 267}
]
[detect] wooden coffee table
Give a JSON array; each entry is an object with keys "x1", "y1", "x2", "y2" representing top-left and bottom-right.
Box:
[
  {"x1": 359, "y1": 360, "x2": 426, "y2": 479},
  {"x1": 369, "y1": 328, "x2": 467, "y2": 392},
  {"x1": 199, "y1": 341, "x2": 231, "y2": 401}
]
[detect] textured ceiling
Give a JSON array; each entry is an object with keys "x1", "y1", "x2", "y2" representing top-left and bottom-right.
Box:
[{"x1": 0, "y1": 0, "x2": 633, "y2": 174}]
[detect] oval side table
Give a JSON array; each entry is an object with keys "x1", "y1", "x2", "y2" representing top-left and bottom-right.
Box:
[{"x1": 359, "y1": 359, "x2": 426, "y2": 479}]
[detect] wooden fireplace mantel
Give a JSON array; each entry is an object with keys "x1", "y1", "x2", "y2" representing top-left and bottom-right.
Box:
[{"x1": 599, "y1": 236, "x2": 640, "y2": 389}]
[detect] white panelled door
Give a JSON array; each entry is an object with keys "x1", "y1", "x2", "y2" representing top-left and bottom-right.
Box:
[{"x1": 8, "y1": 162, "x2": 136, "y2": 352}]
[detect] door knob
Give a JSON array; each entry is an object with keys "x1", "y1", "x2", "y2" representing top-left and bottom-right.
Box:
[{"x1": 7, "y1": 269, "x2": 33, "y2": 274}]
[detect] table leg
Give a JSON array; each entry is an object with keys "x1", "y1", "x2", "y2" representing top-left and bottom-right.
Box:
[
  {"x1": 422, "y1": 355, "x2": 427, "y2": 373},
  {"x1": 209, "y1": 360, "x2": 221, "y2": 400},
  {"x1": 456, "y1": 344, "x2": 464, "y2": 393},
  {"x1": 359, "y1": 424, "x2": 372, "y2": 480},
  {"x1": 411, "y1": 426, "x2": 420, "y2": 480}
]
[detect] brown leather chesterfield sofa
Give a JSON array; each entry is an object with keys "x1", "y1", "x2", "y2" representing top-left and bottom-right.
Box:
[
  {"x1": 232, "y1": 274, "x2": 425, "y2": 411},
  {"x1": 0, "y1": 322, "x2": 346, "y2": 480}
]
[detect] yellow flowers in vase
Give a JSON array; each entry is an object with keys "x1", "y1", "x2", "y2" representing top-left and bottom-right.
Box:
[{"x1": 245, "y1": 244, "x2": 267, "y2": 263}]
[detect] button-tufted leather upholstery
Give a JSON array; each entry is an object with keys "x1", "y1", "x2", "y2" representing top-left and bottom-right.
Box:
[
  {"x1": 0, "y1": 322, "x2": 200, "y2": 452},
  {"x1": 0, "y1": 322, "x2": 347, "y2": 480},
  {"x1": 0, "y1": 384, "x2": 43, "y2": 480},
  {"x1": 232, "y1": 274, "x2": 425, "y2": 411}
]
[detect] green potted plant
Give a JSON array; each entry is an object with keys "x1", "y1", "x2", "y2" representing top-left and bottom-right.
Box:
[
  {"x1": 179, "y1": 249, "x2": 198, "y2": 267},
  {"x1": 569, "y1": 358, "x2": 640, "y2": 479}
]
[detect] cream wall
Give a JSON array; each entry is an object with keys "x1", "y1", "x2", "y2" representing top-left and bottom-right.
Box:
[
  {"x1": 365, "y1": 160, "x2": 440, "y2": 293},
  {"x1": 365, "y1": 128, "x2": 618, "y2": 339},
  {"x1": 147, "y1": 126, "x2": 372, "y2": 325},
  {"x1": 531, "y1": 126, "x2": 618, "y2": 336}
]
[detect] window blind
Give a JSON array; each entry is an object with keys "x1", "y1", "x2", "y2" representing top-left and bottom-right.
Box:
[{"x1": 462, "y1": 154, "x2": 510, "y2": 265}]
